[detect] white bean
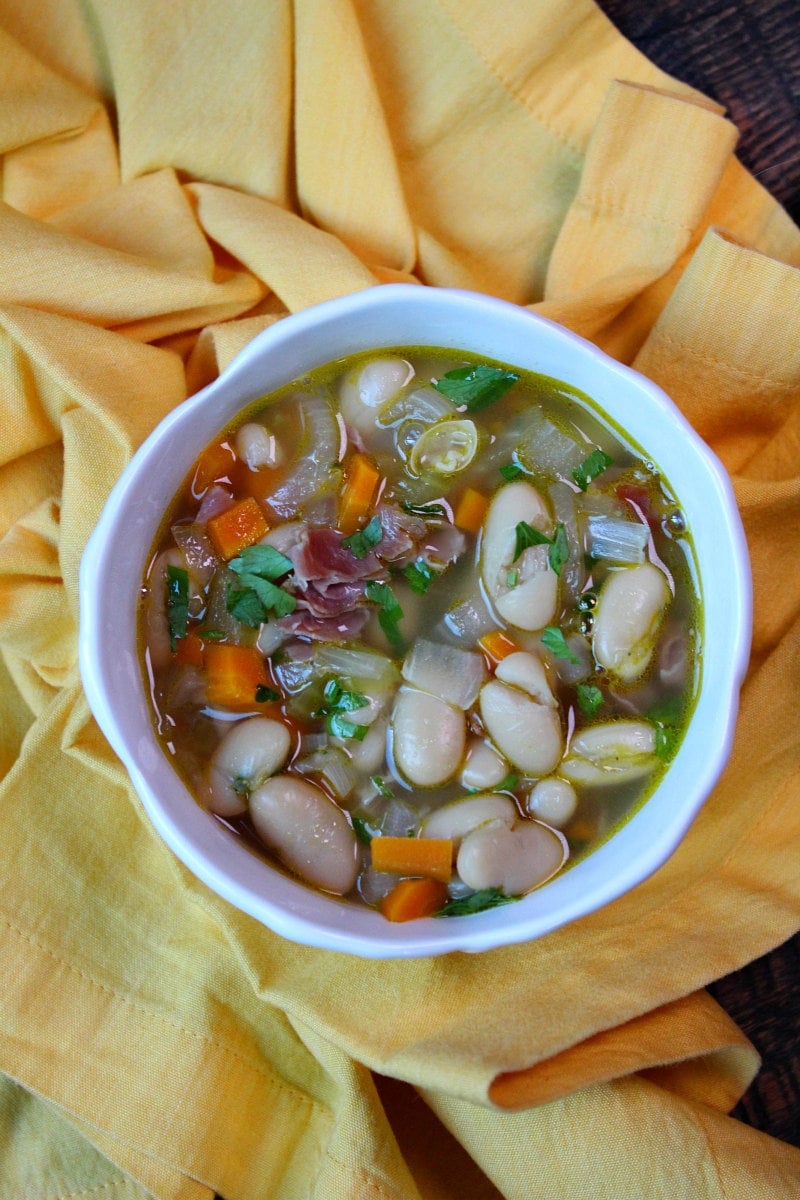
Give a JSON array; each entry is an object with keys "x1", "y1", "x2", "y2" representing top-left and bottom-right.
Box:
[
  {"x1": 456, "y1": 819, "x2": 567, "y2": 895},
  {"x1": 206, "y1": 716, "x2": 292, "y2": 816},
  {"x1": 234, "y1": 421, "x2": 282, "y2": 470},
  {"x1": 250, "y1": 775, "x2": 358, "y2": 895},
  {"x1": 460, "y1": 737, "x2": 508, "y2": 790},
  {"x1": 391, "y1": 685, "x2": 465, "y2": 787},
  {"x1": 422, "y1": 793, "x2": 517, "y2": 844},
  {"x1": 560, "y1": 719, "x2": 657, "y2": 786},
  {"x1": 592, "y1": 562, "x2": 671, "y2": 683},
  {"x1": 479, "y1": 679, "x2": 563, "y2": 775},
  {"x1": 481, "y1": 481, "x2": 558, "y2": 631},
  {"x1": 525, "y1": 777, "x2": 577, "y2": 827},
  {"x1": 334, "y1": 714, "x2": 389, "y2": 775},
  {"x1": 494, "y1": 650, "x2": 556, "y2": 707},
  {"x1": 339, "y1": 356, "x2": 414, "y2": 435}
]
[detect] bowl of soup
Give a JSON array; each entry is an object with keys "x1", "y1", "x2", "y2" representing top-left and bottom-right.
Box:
[{"x1": 78, "y1": 285, "x2": 751, "y2": 957}]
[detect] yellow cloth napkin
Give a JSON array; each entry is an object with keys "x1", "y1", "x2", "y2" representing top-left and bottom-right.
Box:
[{"x1": 0, "y1": 1, "x2": 799, "y2": 1197}]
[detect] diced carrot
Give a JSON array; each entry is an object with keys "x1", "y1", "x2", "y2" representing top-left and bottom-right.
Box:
[
  {"x1": 370, "y1": 836, "x2": 454, "y2": 883},
  {"x1": 192, "y1": 440, "x2": 236, "y2": 493},
  {"x1": 453, "y1": 486, "x2": 489, "y2": 534},
  {"x1": 204, "y1": 643, "x2": 270, "y2": 710},
  {"x1": 207, "y1": 497, "x2": 270, "y2": 560},
  {"x1": 338, "y1": 452, "x2": 381, "y2": 535},
  {"x1": 229, "y1": 457, "x2": 281, "y2": 503},
  {"x1": 379, "y1": 877, "x2": 449, "y2": 923},
  {"x1": 478, "y1": 629, "x2": 519, "y2": 665},
  {"x1": 174, "y1": 628, "x2": 205, "y2": 667}
]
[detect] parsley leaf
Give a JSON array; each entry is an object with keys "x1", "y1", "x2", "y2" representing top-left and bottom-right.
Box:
[
  {"x1": 541, "y1": 626, "x2": 579, "y2": 663},
  {"x1": 255, "y1": 685, "x2": 280, "y2": 703},
  {"x1": 400, "y1": 500, "x2": 447, "y2": 519},
  {"x1": 166, "y1": 564, "x2": 190, "y2": 651},
  {"x1": 500, "y1": 461, "x2": 525, "y2": 481},
  {"x1": 572, "y1": 448, "x2": 613, "y2": 492},
  {"x1": 576, "y1": 682, "x2": 603, "y2": 717},
  {"x1": 226, "y1": 545, "x2": 297, "y2": 626},
  {"x1": 513, "y1": 521, "x2": 569, "y2": 575},
  {"x1": 229, "y1": 543, "x2": 293, "y2": 580},
  {"x1": 647, "y1": 696, "x2": 684, "y2": 762},
  {"x1": 402, "y1": 558, "x2": 434, "y2": 595},
  {"x1": 341, "y1": 515, "x2": 382, "y2": 559},
  {"x1": 365, "y1": 580, "x2": 405, "y2": 653},
  {"x1": 435, "y1": 888, "x2": 520, "y2": 917},
  {"x1": 351, "y1": 816, "x2": 374, "y2": 844},
  {"x1": 327, "y1": 713, "x2": 368, "y2": 740},
  {"x1": 433, "y1": 365, "x2": 519, "y2": 412}
]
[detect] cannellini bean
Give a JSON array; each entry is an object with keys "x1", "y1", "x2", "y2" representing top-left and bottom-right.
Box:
[
  {"x1": 206, "y1": 716, "x2": 292, "y2": 816},
  {"x1": 456, "y1": 819, "x2": 567, "y2": 895},
  {"x1": 338, "y1": 356, "x2": 414, "y2": 435},
  {"x1": 525, "y1": 777, "x2": 578, "y2": 827},
  {"x1": 391, "y1": 686, "x2": 465, "y2": 787},
  {"x1": 142, "y1": 548, "x2": 203, "y2": 671},
  {"x1": 479, "y1": 679, "x2": 563, "y2": 775},
  {"x1": 460, "y1": 737, "x2": 508, "y2": 790},
  {"x1": 481, "y1": 481, "x2": 558, "y2": 631},
  {"x1": 250, "y1": 775, "x2": 358, "y2": 895},
  {"x1": 408, "y1": 418, "x2": 478, "y2": 476},
  {"x1": 494, "y1": 650, "x2": 557, "y2": 707},
  {"x1": 422, "y1": 793, "x2": 517, "y2": 844},
  {"x1": 560, "y1": 719, "x2": 657, "y2": 786},
  {"x1": 334, "y1": 714, "x2": 389, "y2": 775},
  {"x1": 592, "y1": 562, "x2": 671, "y2": 683},
  {"x1": 234, "y1": 421, "x2": 282, "y2": 470}
]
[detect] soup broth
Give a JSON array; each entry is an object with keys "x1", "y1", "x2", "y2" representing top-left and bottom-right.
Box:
[{"x1": 140, "y1": 349, "x2": 700, "y2": 920}]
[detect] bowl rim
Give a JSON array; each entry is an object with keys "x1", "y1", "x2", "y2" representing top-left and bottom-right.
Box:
[{"x1": 78, "y1": 284, "x2": 752, "y2": 957}]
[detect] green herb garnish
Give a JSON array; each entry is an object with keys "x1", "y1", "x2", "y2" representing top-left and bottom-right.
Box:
[
  {"x1": 435, "y1": 888, "x2": 520, "y2": 917},
  {"x1": 647, "y1": 696, "x2": 684, "y2": 762},
  {"x1": 365, "y1": 580, "x2": 405, "y2": 653},
  {"x1": 341, "y1": 515, "x2": 382, "y2": 559},
  {"x1": 402, "y1": 558, "x2": 434, "y2": 595},
  {"x1": 227, "y1": 544, "x2": 297, "y2": 626},
  {"x1": 166, "y1": 564, "x2": 190, "y2": 651},
  {"x1": 541, "y1": 625, "x2": 579, "y2": 663},
  {"x1": 370, "y1": 775, "x2": 394, "y2": 798},
  {"x1": 572, "y1": 448, "x2": 613, "y2": 492},
  {"x1": 500, "y1": 461, "x2": 525, "y2": 481},
  {"x1": 506, "y1": 568, "x2": 519, "y2": 588},
  {"x1": 493, "y1": 773, "x2": 519, "y2": 792},
  {"x1": 326, "y1": 713, "x2": 368, "y2": 741},
  {"x1": 351, "y1": 816, "x2": 374, "y2": 844},
  {"x1": 576, "y1": 682, "x2": 603, "y2": 717},
  {"x1": 400, "y1": 500, "x2": 447, "y2": 519},
  {"x1": 433, "y1": 365, "x2": 519, "y2": 412},
  {"x1": 513, "y1": 520, "x2": 569, "y2": 576},
  {"x1": 255, "y1": 685, "x2": 280, "y2": 703}
]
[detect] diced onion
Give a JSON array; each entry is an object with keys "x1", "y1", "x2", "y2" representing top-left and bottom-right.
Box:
[
  {"x1": 294, "y1": 745, "x2": 357, "y2": 800},
  {"x1": 171, "y1": 522, "x2": 218, "y2": 587},
  {"x1": 585, "y1": 514, "x2": 650, "y2": 564},
  {"x1": 549, "y1": 481, "x2": 584, "y2": 604},
  {"x1": 267, "y1": 393, "x2": 340, "y2": 517},
  {"x1": 439, "y1": 591, "x2": 497, "y2": 645},
  {"x1": 314, "y1": 644, "x2": 399, "y2": 690},
  {"x1": 381, "y1": 797, "x2": 421, "y2": 838},
  {"x1": 515, "y1": 410, "x2": 587, "y2": 479},
  {"x1": 378, "y1": 386, "x2": 453, "y2": 429},
  {"x1": 401, "y1": 638, "x2": 485, "y2": 710}
]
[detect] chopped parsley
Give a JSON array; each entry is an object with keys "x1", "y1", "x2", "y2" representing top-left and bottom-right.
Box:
[
  {"x1": 166, "y1": 564, "x2": 190, "y2": 651},
  {"x1": 400, "y1": 500, "x2": 447, "y2": 519},
  {"x1": 365, "y1": 580, "x2": 405, "y2": 653},
  {"x1": 254, "y1": 685, "x2": 280, "y2": 703},
  {"x1": 576, "y1": 682, "x2": 603, "y2": 717},
  {"x1": 500, "y1": 461, "x2": 525, "y2": 481},
  {"x1": 370, "y1": 774, "x2": 394, "y2": 798},
  {"x1": 647, "y1": 696, "x2": 684, "y2": 762},
  {"x1": 513, "y1": 520, "x2": 569, "y2": 576},
  {"x1": 313, "y1": 679, "x2": 370, "y2": 741},
  {"x1": 402, "y1": 558, "x2": 434, "y2": 595},
  {"x1": 341, "y1": 515, "x2": 382, "y2": 559},
  {"x1": 573, "y1": 448, "x2": 613, "y2": 492},
  {"x1": 351, "y1": 816, "x2": 374, "y2": 844},
  {"x1": 541, "y1": 625, "x2": 579, "y2": 664},
  {"x1": 433, "y1": 364, "x2": 519, "y2": 412},
  {"x1": 226, "y1": 543, "x2": 296, "y2": 627},
  {"x1": 435, "y1": 888, "x2": 520, "y2": 917},
  {"x1": 327, "y1": 712, "x2": 368, "y2": 741},
  {"x1": 493, "y1": 773, "x2": 519, "y2": 792}
]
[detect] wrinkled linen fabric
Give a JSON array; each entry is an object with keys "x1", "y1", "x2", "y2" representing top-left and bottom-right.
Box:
[{"x1": 0, "y1": 1, "x2": 799, "y2": 1197}]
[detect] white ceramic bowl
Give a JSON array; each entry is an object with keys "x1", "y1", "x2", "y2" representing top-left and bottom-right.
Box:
[{"x1": 79, "y1": 285, "x2": 751, "y2": 957}]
